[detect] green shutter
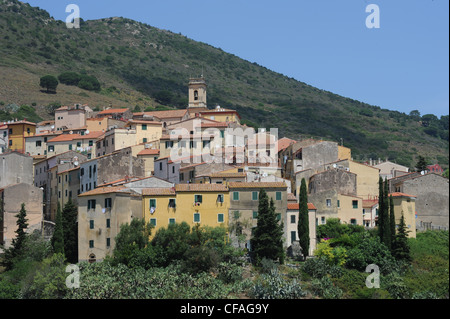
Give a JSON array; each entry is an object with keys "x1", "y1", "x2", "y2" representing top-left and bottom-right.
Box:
[
  {"x1": 253, "y1": 211, "x2": 258, "y2": 219},
  {"x1": 252, "y1": 191, "x2": 258, "y2": 201},
  {"x1": 194, "y1": 213, "x2": 200, "y2": 223},
  {"x1": 218, "y1": 214, "x2": 224, "y2": 223},
  {"x1": 233, "y1": 191, "x2": 239, "y2": 201},
  {"x1": 150, "y1": 199, "x2": 156, "y2": 208},
  {"x1": 276, "y1": 191, "x2": 282, "y2": 201}
]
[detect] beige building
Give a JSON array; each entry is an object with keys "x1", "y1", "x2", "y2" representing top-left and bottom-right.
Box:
[
  {"x1": 136, "y1": 149, "x2": 160, "y2": 177},
  {"x1": 77, "y1": 186, "x2": 142, "y2": 262},
  {"x1": 86, "y1": 117, "x2": 127, "y2": 133},
  {"x1": 55, "y1": 104, "x2": 91, "y2": 131},
  {"x1": 374, "y1": 160, "x2": 409, "y2": 180},
  {"x1": 25, "y1": 131, "x2": 62, "y2": 156},
  {"x1": 390, "y1": 192, "x2": 417, "y2": 238},
  {"x1": 286, "y1": 202, "x2": 317, "y2": 256},
  {"x1": 47, "y1": 131, "x2": 105, "y2": 159},
  {"x1": 0, "y1": 183, "x2": 43, "y2": 248},
  {"x1": 133, "y1": 109, "x2": 190, "y2": 127}
]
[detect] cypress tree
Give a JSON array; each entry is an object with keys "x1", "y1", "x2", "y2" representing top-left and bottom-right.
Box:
[
  {"x1": 2, "y1": 203, "x2": 29, "y2": 270},
  {"x1": 382, "y1": 179, "x2": 391, "y2": 249},
  {"x1": 392, "y1": 213, "x2": 411, "y2": 262},
  {"x1": 62, "y1": 199, "x2": 78, "y2": 264},
  {"x1": 389, "y1": 195, "x2": 396, "y2": 250},
  {"x1": 378, "y1": 177, "x2": 385, "y2": 242},
  {"x1": 298, "y1": 178, "x2": 310, "y2": 259},
  {"x1": 250, "y1": 189, "x2": 284, "y2": 265},
  {"x1": 51, "y1": 202, "x2": 65, "y2": 255}
]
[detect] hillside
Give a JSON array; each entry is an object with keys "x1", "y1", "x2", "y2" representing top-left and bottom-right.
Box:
[{"x1": 0, "y1": 0, "x2": 448, "y2": 168}]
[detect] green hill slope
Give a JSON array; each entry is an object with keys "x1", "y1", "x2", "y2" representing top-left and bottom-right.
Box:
[{"x1": 0, "y1": 0, "x2": 448, "y2": 168}]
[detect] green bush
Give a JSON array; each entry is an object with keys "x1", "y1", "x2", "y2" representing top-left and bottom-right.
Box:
[
  {"x1": 250, "y1": 269, "x2": 306, "y2": 299},
  {"x1": 301, "y1": 256, "x2": 342, "y2": 279},
  {"x1": 310, "y1": 276, "x2": 343, "y2": 299},
  {"x1": 58, "y1": 71, "x2": 81, "y2": 85},
  {"x1": 77, "y1": 74, "x2": 101, "y2": 92}
]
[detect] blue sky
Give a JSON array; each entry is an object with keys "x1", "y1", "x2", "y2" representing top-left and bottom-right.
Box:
[{"x1": 24, "y1": 0, "x2": 449, "y2": 117}]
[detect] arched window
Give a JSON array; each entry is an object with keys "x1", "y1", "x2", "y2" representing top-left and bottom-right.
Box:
[{"x1": 194, "y1": 90, "x2": 199, "y2": 101}]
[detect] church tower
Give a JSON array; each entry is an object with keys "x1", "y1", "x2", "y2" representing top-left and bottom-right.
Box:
[{"x1": 188, "y1": 77, "x2": 207, "y2": 109}]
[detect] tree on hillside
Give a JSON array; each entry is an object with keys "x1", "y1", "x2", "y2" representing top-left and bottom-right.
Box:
[
  {"x1": 51, "y1": 202, "x2": 65, "y2": 256},
  {"x1": 378, "y1": 177, "x2": 386, "y2": 243},
  {"x1": 298, "y1": 178, "x2": 310, "y2": 260},
  {"x1": 250, "y1": 189, "x2": 284, "y2": 265},
  {"x1": 39, "y1": 75, "x2": 59, "y2": 93},
  {"x1": 415, "y1": 156, "x2": 428, "y2": 172},
  {"x1": 62, "y1": 199, "x2": 78, "y2": 264},
  {"x1": 392, "y1": 213, "x2": 411, "y2": 262},
  {"x1": 1, "y1": 203, "x2": 28, "y2": 270}
]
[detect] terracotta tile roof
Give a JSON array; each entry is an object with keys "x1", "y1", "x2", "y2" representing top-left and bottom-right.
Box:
[
  {"x1": 287, "y1": 193, "x2": 296, "y2": 201},
  {"x1": 228, "y1": 182, "x2": 287, "y2": 189},
  {"x1": 175, "y1": 184, "x2": 229, "y2": 192},
  {"x1": 25, "y1": 131, "x2": 61, "y2": 138},
  {"x1": 287, "y1": 203, "x2": 317, "y2": 210},
  {"x1": 200, "y1": 122, "x2": 229, "y2": 128},
  {"x1": 142, "y1": 187, "x2": 176, "y2": 196},
  {"x1": 137, "y1": 149, "x2": 160, "y2": 156},
  {"x1": 6, "y1": 120, "x2": 37, "y2": 126},
  {"x1": 135, "y1": 110, "x2": 188, "y2": 119},
  {"x1": 78, "y1": 186, "x2": 128, "y2": 197},
  {"x1": 47, "y1": 131, "x2": 104, "y2": 142},
  {"x1": 363, "y1": 199, "x2": 379, "y2": 208},
  {"x1": 209, "y1": 172, "x2": 247, "y2": 178},
  {"x1": 199, "y1": 108, "x2": 241, "y2": 119},
  {"x1": 126, "y1": 120, "x2": 163, "y2": 125},
  {"x1": 277, "y1": 137, "x2": 297, "y2": 152},
  {"x1": 98, "y1": 108, "x2": 130, "y2": 115},
  {"x1": 389, "y1": 192, "x2": 416, "y2": 198}
]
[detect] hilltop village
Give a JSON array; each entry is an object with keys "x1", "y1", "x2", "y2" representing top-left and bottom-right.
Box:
[{"x1": 0, "y1": 78, "x2": 448, "y2": 262}]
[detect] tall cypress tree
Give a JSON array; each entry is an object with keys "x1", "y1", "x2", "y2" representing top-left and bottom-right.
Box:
[
  {"x1": 389, "y1": 195, "x2": 396, "y2": 250},
  {"x1": 382, "y1": 179, "x2": 391, "y2": 249},
  {"x1": 378, "y1": 177, "x2": 385, "y2": 242},
  {"x1": 298, "y1": 178, "x2": 310, "y2": 259},
  {"x1": 2, "y1": 203, "x2": 28, "y2": 270},
  {"x1": 62, "y1": 199, "x2": 78, "y2": 264},
  {"x1": 51, "y1": 202, "x2": 65, "y2": 255},
  {"x1": 250, "y1": 189, "x2": 284, "y2": 265}
]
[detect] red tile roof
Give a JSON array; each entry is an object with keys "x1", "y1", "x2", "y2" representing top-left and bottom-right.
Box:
[
  {"x1": 78, "y1": 186, "x2": 128, "y2": 197},
  {"x1": 389, "y1": 192, "x2": 416, "y2": 198},
  {"x1": 98, "y1": 108, "x2": 130, "y2": 115},
  {"x1": 175, "y1": 184, "x2": 229, "y2": 192},
  {"x1": 287, "y1": 203, "x2": 317, "y2": 210},
  {"x1": 142, "y1": 187, "x2": 176, "y2": 196},
  {"x1": 47, "y1": 131, "x2": 104, "y2": 142},
  {"x1": 228, "y1": 182, "x2": 287, "y2": 189},
  {"x1": 137, "y1": 149, "x2": 160, "y2": 156}
]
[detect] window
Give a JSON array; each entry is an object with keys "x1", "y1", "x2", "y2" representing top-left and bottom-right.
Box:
[
  {"x1": 326, "y1": 199, "x2": 331, "y2": 207},
  {"x1": 89, "y1": 140, "x2": 93, "y2": 147},
  {"x1": 350, "y1": 219, "x2": 357, "y2": 225},
  {"x1": 172, "y1": 166, "x2": 175, "y2": 174},
  {"x1": 352, "y1": 200, "x2": 358, "y2": 209},
  {"x1": 90, "y1": 220, "x2": 94, "y2": 229},
  {"x1": 233, "y1": 191, "x2": 239, "y2": 201},
  {"x1": 106, "y1": 238, "x2": 111, "y2": 248},
  {"x1": 105, "y1": 198, "x2": 112, "y2": 209},
  {"x1": 276, "y1": 213, "x2": 281, "y2": 221},
  {"x1": 291, "y1": 231, "x2": 297, "y2": 243},
  {"x1": 194, "y1": 90, "x2": 199, "y2": 101},
  {"x1": 321, "y1": 216, "x2": 326, "y2": 224},
  {"x1": 337, "y1": 200, "x2": 340, "y2": 208},
  {"x1": 169, "y1": 218, "x2": 176, "y2": 225},
  {"x1": 252, "y1": 211, "x2": 258, "y2": 219},
  {"x1": 165, "y1": 141, "x2": 174, "y2": 149},
  {"x1": 77, "y1": 142, "x2": 81, "y2": 148},
  {"x1": 36, "y1": 141, "x2": 42, "y2": 147},
  {"x1": 218, "y1": 214, "x2": 224, "y2": 223},
  {"x1": 169, "y1": 198, "x2": 176, "y2": 208},
  {"x1": 276, "y1": 192, "x2": 282, "y2": 201},
  {"x1": 252, "y1": 191, "x2": 258, "y2": 201},
  {"x1": 194, "y1": 213, "x2": 200, "y2": 223},
  {"x1": 217, "y1": 194, "x2": 224, "y2": 203},
  {"x1": 180, "y1": 173, "x2": 184, "y2": 181},
  {"x1": 143, "y1": 138, "x2": 148, "y2": 143},
  {"x1": 106, "y1": 219, "x2": 111, "y2": 228},
  {"x1": 89, "y1": 240, "x2": 94, "y2": 248},
  {"x1": 195, "y1": 195, "x2": 203, "y2": 204},
  {"x1": 88, "y1": 199, "x2": 96, "y2": 210},
  {"x1": 69, "y1": 144, "x2": 73, "y2": 150},
  {"x1": 142, "y1": 124, "x2": 147, "y2": 131},
  {"x1": 150, "y1": 218, "x2": 157, "y2": 227},
  {"x1": 290, "y1": 214, "x2": 296, "y2": 224},
  {"x1": 159, "y1": 162, "x2": 163, "y2": 171},
  {"x1": 48, "y1": 145, "x2": 54, "y2": 152},
  {"x1": 80, "y1": 168, "x2": 84, "y2": 176},
  {"x1": 150, "y1": 199, "x2": 156, "y2": 209}
]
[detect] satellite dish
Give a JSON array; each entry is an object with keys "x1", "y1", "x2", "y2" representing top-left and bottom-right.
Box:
[
  {"x1": 74, "y1": 161, "x2": 79, "y2": 166},
  {"x1": 85, "y1": 130, "x2": 90, "y2": 135},
  {"x1": 421, "y1": 171, "x2": 425, "y2": 175},
  {"x1": 333, "y1": 164, "x2": 337, "y2": 168}
]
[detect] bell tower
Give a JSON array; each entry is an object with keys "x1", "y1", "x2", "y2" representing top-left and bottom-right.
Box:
[{"x1": 188, "y1": 77, "x2": 207, "y2": 109}]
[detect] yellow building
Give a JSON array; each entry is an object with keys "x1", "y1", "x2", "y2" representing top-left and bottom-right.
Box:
[
  {"x1": 7, "y1": 120, "x2": 36, "y2": 153},
  {"x1": 390, "y1": 192, "x2": 417, "y2": 238},
  {"x1": 124, "y1": 120, "x2": 162, "y2": 145},
  {"x1": 143, "y1": 184, "x2": 230, "y2": 238}
]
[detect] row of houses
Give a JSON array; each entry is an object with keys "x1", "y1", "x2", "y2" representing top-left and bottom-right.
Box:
[{"x1": 1, "y1": 77, "x2": 448, "y2": 264}]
